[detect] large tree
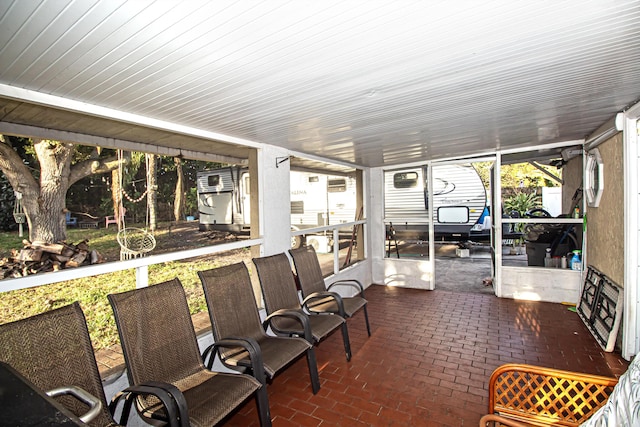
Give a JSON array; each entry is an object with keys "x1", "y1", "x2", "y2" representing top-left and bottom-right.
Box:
[
  {"x1": 0, "y1": 135, "x2": 121, "y2": 242},
  {"x1": 173, "y1": 157, "x2": 185, "y2": 221},
  {"x1": 146, "y1": 153, "x2": 158, "y2": 232}
]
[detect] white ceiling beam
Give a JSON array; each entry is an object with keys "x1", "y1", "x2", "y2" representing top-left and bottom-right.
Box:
[
  {"x1": 0, "y1": 83, "x2": 262, "y2": 149},
  {"x1": 0, "y1": 121, "x2": 248, "y2": 164}
]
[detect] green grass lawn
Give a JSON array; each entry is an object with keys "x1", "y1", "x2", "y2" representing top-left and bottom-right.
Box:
[{"x1": 0, "y1": 226, "x2": 250, "y2": 350}]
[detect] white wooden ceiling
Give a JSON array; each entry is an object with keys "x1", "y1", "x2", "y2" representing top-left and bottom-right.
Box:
[{"x1": 0, "y1": 0, "x2": 639, "y2": 168}]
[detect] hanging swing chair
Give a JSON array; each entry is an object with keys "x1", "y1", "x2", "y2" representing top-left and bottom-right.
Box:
[
  {"x1": 13, "y1": 192, "x2": 26, "y2": 225},
  {"x1": 115, "y1": 151, "x2": 156, "y2": 260},
  {"x1": 117, "y1": 227, "x2": 156, "y2": 260},
  {"x1": 13, "y1": 191, "x2": 26, "y2": 238}
]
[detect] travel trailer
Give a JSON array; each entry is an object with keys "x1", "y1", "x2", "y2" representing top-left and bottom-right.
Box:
[
  {"x1": 197, "y1": 167, "x2": 357, "y2": 249},
  {"x1": 384, "y1": 164, "x2": 488, "y2": 242}
]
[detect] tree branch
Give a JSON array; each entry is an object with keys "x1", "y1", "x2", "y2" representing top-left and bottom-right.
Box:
[
  {"x1": 0, "y1": 134, "x2": 39, "y2": 194},
  {"x1": 68, "y1": 155, "x2": 125, "y2": 186}
]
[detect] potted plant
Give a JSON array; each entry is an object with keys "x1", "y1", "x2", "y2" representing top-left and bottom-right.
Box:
[{"x1": 503, "y1": 192, "x2": 542, "y2": 255}]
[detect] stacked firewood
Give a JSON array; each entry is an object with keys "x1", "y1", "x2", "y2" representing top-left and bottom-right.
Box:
[{"x1": 0, "y1": 240, "x2": 104, "y2": 278}]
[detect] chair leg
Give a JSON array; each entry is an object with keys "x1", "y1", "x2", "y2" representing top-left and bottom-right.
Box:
[
  {"x1": 306, "y1": 347, "x2": 321, "y2": 394},
  {"x1": 363, "y1": 305, "x2": 371, "y2": 337},
  {"x1": 341, "y1": 322, "x2": 352, "y2": 361},
  {"x1": 255, "y1": 385, "x2": 272, "y2": 427}
]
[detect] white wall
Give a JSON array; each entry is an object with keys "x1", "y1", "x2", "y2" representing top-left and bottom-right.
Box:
[
  {"x1": 541, "y1": 186, "x2": 562, "y2": 217},
  {"x1": 501, "y1": 266, "x2": 582, "y2": 303},
  {"x1": 258, "y1": 145, "x2": 293, "y2": 256},
  {"x1": 382, "y1": 258, "x2": 432, "y2": 289},
  {"x1": 369, "y1": 167, "x2": 386, "y2": 284},
  {"x1": 623, "y1": 107, "x2": 640, "y2": 359}
]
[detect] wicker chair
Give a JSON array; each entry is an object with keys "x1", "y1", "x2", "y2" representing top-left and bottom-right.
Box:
[
  {"x1": 108, "y1": 278, "x2": 272, "y2": 427},
  {"x1": 198, "y1": 262, "x2": 321, "y2": 394},
  {"x1": 289, "y1": 245, "x2": 371, "y2": 336},
  {"x1": 253, "y1": 253, "x2": 352, "y2": 361},
  {"x1": 480, "y1": 363, "x2": 619, "y2": 427},
  {"x1": 0, "y1": 302, "x2": 187, "y2": 427}
]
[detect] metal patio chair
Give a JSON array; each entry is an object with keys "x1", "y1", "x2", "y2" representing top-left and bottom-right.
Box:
[
  {"x1": 0, "y1": 302, "x2": 187, "y2": 427},
  {"x1": 108, "y1": 278, "x2": 272, "y2": 427},
  {"x1": 198, "y1": 262, "x2": 321, "y2": 394},
  {"x1": 253, "y1": 253, "x2": 352, "y2": 361},
  {"x1": 289, "y1": 245, "x2": 371, "y2": 336}
]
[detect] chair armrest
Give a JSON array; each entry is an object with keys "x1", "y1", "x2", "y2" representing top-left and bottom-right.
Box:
[
  {"x1": 109, "y1": 381, "x2": 189, "y2": 427},
  {"x1": 263, "y1": 308, "x2": 314, "y2": 343},
  {"x1": 202, "y1": 337, "x2": 266, "y2": 386},
  {"x1": 488, "y1": 363, "x2": 618, "y2": 426},
  {"x1": 302, "y1": 291, "x2": 346, "y2": 316},
  {"x1": 46, "y1": 385, "x2": 102, "y2": 424},
  {"x1": 479, "y1": 414, "x2": 529, "y2": 427},
  {"x1": 327, "y1": 279, "x2": 365, "y2": 298}
]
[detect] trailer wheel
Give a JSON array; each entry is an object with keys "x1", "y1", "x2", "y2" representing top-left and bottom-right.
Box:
[{"x1": 291, "y1": 234, "x2": 303, "y2": 249}]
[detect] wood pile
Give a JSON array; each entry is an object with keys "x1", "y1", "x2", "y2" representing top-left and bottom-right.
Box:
[{"x1": 1, "y1": 240, "x2": 105, "y2": 278}]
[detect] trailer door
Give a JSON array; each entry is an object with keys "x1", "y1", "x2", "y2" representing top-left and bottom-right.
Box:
[{"x1": 241, "y1": 172, "x2": 251, "y2": 225}]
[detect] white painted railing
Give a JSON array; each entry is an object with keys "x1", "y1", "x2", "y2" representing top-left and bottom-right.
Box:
[
  {"x1": 291, "y1": 219, "x2": 366, "y2": 275},
  {"x1": 0, "y1": 219, "x2": 367, "y2": 294},
  {"x1": 0, "y1": 237, "x2": 264, "y2": 293}
]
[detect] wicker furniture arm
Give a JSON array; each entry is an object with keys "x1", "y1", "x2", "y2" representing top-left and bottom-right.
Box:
[
  {"x1": 479, "y1": 414, "x2": 529, "y2": 427},
  {"x1": 484, "y1": 363, "x2": 618, "y2": 427}
]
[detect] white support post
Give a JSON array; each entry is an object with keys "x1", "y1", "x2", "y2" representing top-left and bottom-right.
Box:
[
  {"x1": 427, "y1": 162, "x2": 435, "y2": 290},
  {"x1": 135, "y1": 265, "x2": 149, "y2": 289},
  {"x1": 259, "y1": 145, "x2": 292, "y2": 256},
  {"x1": 493, "y1": 153, "x2": 503, "y2": 297},
  {"x1": 333, "y1": 228, "x2": 340, "y2": 275},
  {"x1": 623, "y1": 104, "x2": 640, "y2": 360}
]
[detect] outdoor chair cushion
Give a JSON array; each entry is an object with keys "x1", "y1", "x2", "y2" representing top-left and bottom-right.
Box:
[{"x1": 580, "y1": 354, "x2": 640, "y2": 427}]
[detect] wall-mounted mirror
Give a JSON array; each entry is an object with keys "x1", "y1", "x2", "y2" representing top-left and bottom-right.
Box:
[{"x1": 585, "y1": 148, "x2": 604, "y2": 207}]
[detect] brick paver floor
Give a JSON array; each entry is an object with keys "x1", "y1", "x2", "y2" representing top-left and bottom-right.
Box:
[{"x1": 96, "y1": 285, "x2": 629, "y2": 426}]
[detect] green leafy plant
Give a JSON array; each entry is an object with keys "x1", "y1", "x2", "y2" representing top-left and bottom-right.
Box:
[
  {"x1": 504, "y1": 192, "x2": 541, "y2": 217},
  {"x1": 504, "y1": 192, "x2": 541, "y2": 235}
]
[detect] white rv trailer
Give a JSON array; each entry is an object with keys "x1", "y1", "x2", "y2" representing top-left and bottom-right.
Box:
[
  {"x1": 197, "y1": 167, "x2": 357, "y2": 249},
  {"x1": 384, "y1": 164, "x2": 488, "y2": 242}
]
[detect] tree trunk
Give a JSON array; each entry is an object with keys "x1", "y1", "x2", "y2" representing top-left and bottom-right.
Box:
[
  {"x1": 0, "y1": 135, "x2": 125, "y2": 243},
  {"x1": 32, "y1": 140, "x2": 75, "y2": 242},
  {"x1": 173, "y1": 157, "x2": 185, "y2": 221},
  {"x1": 146, "y1": 154, "x2": 158, "y2": 231},
  {"x1": 111, "y1": 168, "x2": 123, "y2": 230}
]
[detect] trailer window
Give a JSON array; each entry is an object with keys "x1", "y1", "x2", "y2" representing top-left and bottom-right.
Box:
[
  {"x1": 393, "y1": 172, "x2": 418, "y2": 188},
  {"x1": 328, "y1": 179, "x2": 346, "y2": 193},
  {"x1": 291, "y1": 201, "x2": 304, "y2": 214},
  {"x1": 208, "y1": 175, "x2": 220, "y2": 187},
  {"x1": 437, "y1": 206, "x2": 469, "y2": 223}
]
